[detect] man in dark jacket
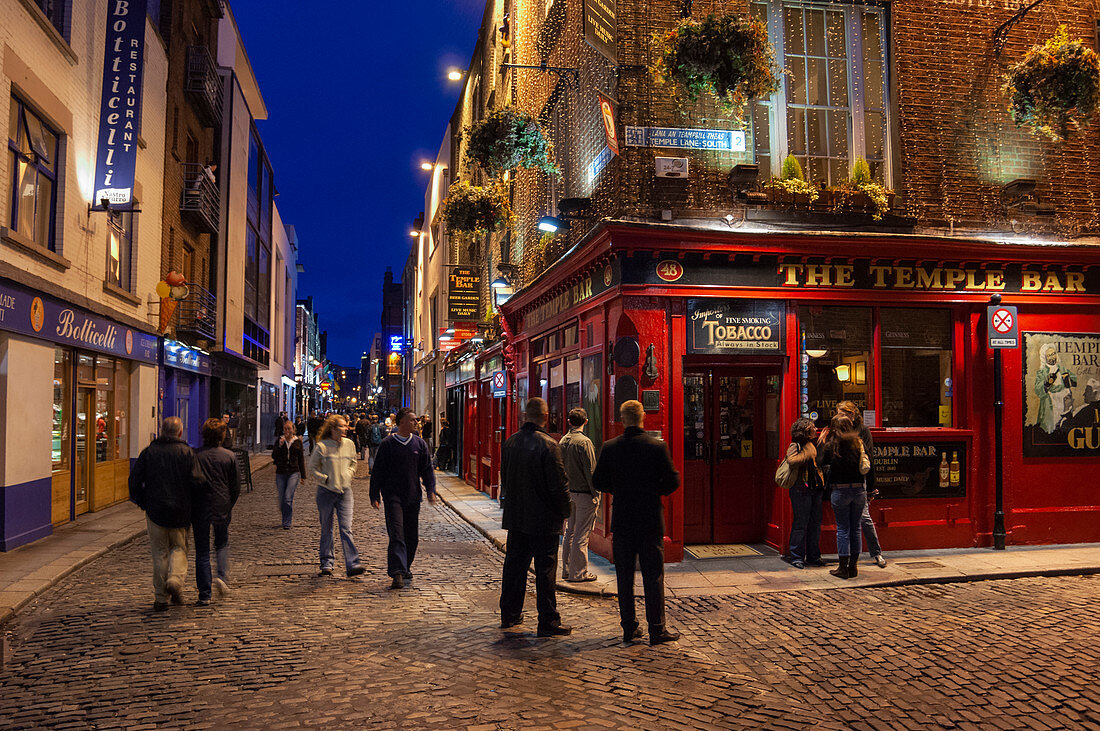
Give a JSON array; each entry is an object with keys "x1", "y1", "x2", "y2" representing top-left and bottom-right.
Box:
[
  {"x1": 370, "y1": 408, "x2": 437, "y2": 589},
  {"x1": 306, "y1": 413, "x2": 324, "y2": 454},
  {"x1": 593, "y1": 400, "x2": 681, "y2": 645},
  {"x1": 129, "y1": 417, "x2": 208, "y2": 611},
  {"x1": 498, "y1": 397, "x2": 571, "y2": 637},
  {"x1": 193, "y1": 418, "x2": 241, "y2": 605}
]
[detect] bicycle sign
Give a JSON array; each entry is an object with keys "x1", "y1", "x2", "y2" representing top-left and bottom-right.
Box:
[{"x1": 987, "y1": 305, "x2": 1018, "y2": 348}]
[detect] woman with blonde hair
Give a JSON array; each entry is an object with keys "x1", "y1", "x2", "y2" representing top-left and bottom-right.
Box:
[{"x1": 308, "y1": 415, "x2": 365, "y2": 578}]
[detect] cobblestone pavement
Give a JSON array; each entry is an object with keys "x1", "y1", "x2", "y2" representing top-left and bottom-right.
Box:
[{"x1": 2, "y1": 469, "x2": 1100, "y2": 730}]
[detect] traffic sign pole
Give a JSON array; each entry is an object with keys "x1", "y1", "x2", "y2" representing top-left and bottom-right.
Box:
[{"x1": 989, "y1": 295, "x2": 1007, "y2": 550}]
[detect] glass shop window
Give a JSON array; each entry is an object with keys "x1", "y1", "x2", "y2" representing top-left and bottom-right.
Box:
[
  {"x1": 581, "y1": 353, "x2": 603, "y2": 449},
  {"x1": 802, "y1": 306, "x2": 873, "y2": 428},
  {"x1": 516, "y1": 375, "x2": 528, "y2": 431},
  {"x1": 565, "y1": 355, "x2": 581, "y2": 415},
  {"x1": 880, "y1": 308, "x2": 953, "y2": 428},
  {"x1": 52, "y1": 348, "x2": 71, "y2": 471},
  {"x1": 114, "y1": 359, "x2": 131, "y2": 459},
  {"x1": 94, "y1": 357, "x2": 115, "y2": 463},
  {"x1": 547, "y1": 358, "x2": 564, "y2": 435}
]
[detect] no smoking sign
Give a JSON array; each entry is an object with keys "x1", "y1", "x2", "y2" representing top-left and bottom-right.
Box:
[{"x1": 987, "y1": 305, "x2": 1018, "y2": 349}]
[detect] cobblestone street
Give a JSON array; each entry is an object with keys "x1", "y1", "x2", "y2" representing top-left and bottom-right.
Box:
[{"x1": 2, "y1": 469, "x2": 1099, "y2": 730}]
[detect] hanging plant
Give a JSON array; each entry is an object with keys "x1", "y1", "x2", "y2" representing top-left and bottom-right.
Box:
[
  {"x1": 440, "y1": 181, "x2": 514, "y2": 236},
  {"x1": 653, "y1": 12, "x2": 781, "y2": 119},
  {"x1": 829, "y1": 158, "x2": 893, "y2": 220},
  {"x1": 1003, "y1": 25, "x2": 1100, "y2": 141},
  {"x1": 464, "y1": 108, "x2": 558, "y2": 177},
  {"x1": 764, "y1": 154, "x2": 819, "y2": 204}
]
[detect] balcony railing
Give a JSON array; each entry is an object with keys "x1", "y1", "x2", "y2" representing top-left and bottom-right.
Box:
[
  {"x1": 180, "y1": 163, "x2": 219, "y2": 233},
  {"x1": 174, "y1": 283, "x2": 217, "y2": 343},
  {"x1": 184, "y1": 45, "x2": 222, "y2": 127}
]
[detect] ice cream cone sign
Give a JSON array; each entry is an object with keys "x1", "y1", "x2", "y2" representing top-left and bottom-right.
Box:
[{"x1": 159, "y1": 297, "x2": 177, "y2": 334}]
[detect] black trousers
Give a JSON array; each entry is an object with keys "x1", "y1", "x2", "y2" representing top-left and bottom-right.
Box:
[
  {"x1": 613, "y1": 530, "x2": 666, "y2": 632},
  {"x1": 383, "y1": 499, "x2": 421, "y2": 578},
  {"x1": 499, "y1": 530, "x2": 561, "y2": 627}
]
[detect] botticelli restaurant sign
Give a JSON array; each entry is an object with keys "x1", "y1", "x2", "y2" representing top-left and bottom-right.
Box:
[
  {"x1": 1023, "y1": 332, "x2": 1100, "y2": 457},
  {"x1": 448, "y1": 267, "x2": 481, "y2": 321},
  {"x1": 583, "y1": 0, "x2": 617, "y2": 64},
  {"x1": 92, "y1": 0, "x2": 147, "y2": 211},
  {"x1": 872, "y1": 440, "x2": 967, "y2": 499},
  {"x1": 0, "y1": 277, "x2": 158, "y2": 363},
  {"x1": 687, "y1": 300, "x2": 785, "y2": 354}
]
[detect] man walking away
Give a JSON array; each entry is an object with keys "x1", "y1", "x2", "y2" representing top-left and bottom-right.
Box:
[
  {"x1": 560, "y1": 408, "x2": 599, "y2": 583},
  {"x1": 368, "y1": 416, "x2": 386, "y2": 473},
  {"x1": 355, "y1": 416, "x2": 371, "y2": 462},
  {"x1": 499, "y1": 398, "x2": 571, "y2": 637},
  {"x1": 370, "y1": 408, "x2": 437, "y2": 589},
  {"x1": 193, "y1": 418, "x2": 241, "y2": 606},
  {"x1": 306, "y1": 412, "x2": 324, "y2": 455},
  {"x1": 129, "y1": 417, "x2": 208, "y2": 611},
  {"x1": 593, "y1": 400, "x2": 681, "y2": 645}
]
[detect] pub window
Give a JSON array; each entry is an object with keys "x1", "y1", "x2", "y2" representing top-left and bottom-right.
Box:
[
  {"x1": 516, "y1": 375, "x2": 529, "y2": 430},
  {"x1": 7, "y1": 96, "x2": 60, "y2": 251},
  {"x1": 880, "y1": 308, "x2": 953, "y2": 428},
  {"x1": 802, "y1": 306, "x2": 873, "y2": 428},
  {"x1": 106, "y1": 210, "x2": 134, "y2": 291},
  {"x1": 751, "y1": 1, "x2": 891, "y2": 185},
  {"x1": 548, "y1": 358, "x2": 564, "y2": 434},
  {"x1": 565, "y1": 355, "x2": 581, "y2": 415}
]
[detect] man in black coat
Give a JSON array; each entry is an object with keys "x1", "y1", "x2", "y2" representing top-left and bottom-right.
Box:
[
  {"x1": 129, "y1": 417, "x2": 208, "y2": 611},
  {"x1": 370, "y1": 408, "x2": 437, "y2": 589},
  {"x1": 593, "y1": 400, "x2": 681, "y2": 645},
  {"x1": 498, "y1": 397, "x2": 571, "y2": 636},
  {"x1": 193, "y1": 418, "x2": 241, "y2": 606}
]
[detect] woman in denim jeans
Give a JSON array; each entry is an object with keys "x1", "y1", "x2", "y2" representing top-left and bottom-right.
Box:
[
  {"x1": 309, "y1": 415, "x2": 365, "y2": 579},
  {"x1": 272, "y1": 420, "x2": 306, "y2": 529},
  {"x1": 783, "y1": 418, "x2": 826, "y2": 569},
  {"x1": 836, "y1": 401, "x2": 887, "y2": 567},
  {"x1": 817, "y1": 415, "x2": 870, "y2": 579}
]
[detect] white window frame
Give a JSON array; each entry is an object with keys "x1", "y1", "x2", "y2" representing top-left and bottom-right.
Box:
[{"x1": 752, "y1": 0, "x2": 893, "y2": 186}]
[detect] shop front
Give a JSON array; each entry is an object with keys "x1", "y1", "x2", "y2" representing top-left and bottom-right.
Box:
[
  {"x1": 212, "y1": 354, "x2": 258, "y2": 451},
  {"x1": 0, "y1": 276, "x2": 159, "y2": 550},
  {"x1": 160, "y1": 339, "x2": 212, "y2": 448},
  {"x1": 443, "y1": 353, "x2": 478, "y2": 483},
  {"x1": 501, "y1": 222, "x2": 1100, "y2": 562},
  {"x1": 473, "y1": 348, "x2": 509, "y2": 498}
]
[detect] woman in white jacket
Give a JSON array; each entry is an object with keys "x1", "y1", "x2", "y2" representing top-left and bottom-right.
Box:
[{"x1": 309, "y1": 415, "x2": 365, "y2": 578}]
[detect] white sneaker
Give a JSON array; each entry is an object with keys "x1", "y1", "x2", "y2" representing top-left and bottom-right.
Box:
[{"x1": 213, "y1": 577, "x2": 230, "y2": 598}]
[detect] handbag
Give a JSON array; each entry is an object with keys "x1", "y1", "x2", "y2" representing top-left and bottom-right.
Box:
[{"x1": 775, "y1": 442, "x2": 800, "y2": 489}]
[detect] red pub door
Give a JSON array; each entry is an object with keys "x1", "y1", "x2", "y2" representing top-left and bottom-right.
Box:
[{"x1": 683, "y1": 369, "x2": 774, "y2": 544}]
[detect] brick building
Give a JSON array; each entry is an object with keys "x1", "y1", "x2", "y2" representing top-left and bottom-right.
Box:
[{"x1": 414, "y1": 0, "x2": 1100, "y2": 561}]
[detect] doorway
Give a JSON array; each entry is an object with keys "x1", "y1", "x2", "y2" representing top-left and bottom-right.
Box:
[
  {"x1": 74, "y1": 386, "x2": 95, "y2": 516},
  {"x1": 682, "y1": 368, "x2": 782, "y2": 544}
]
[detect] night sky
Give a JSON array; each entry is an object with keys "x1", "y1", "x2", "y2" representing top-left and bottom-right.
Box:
[{"x1": 226, "y1": 0, "x2": 483, "y2": 367}]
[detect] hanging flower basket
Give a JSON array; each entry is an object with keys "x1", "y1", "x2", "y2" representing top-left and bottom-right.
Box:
[
  {"x1": 441, "y1": 181, "x2": 514, "y2": 236},
  {"x1": 1003, "y1": 25, "x2": 1100, "y2": 141},
  {"x1": 464, "y1": 108, "x2": 558, "y2": 177},
  {"x1": 653, "y1": 12, "x2": 781, "y2": 118}
]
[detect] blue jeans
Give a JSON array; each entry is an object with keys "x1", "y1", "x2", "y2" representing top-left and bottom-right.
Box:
[
  {"x1": 831, "y1": 486, "x2": 867, "y2": 558},
  {"x1": 787, "y1": 486, "x2": 824, "y2": 562},
  {"x1": 193, "y1": 519, "x2": 229, "y2": 601},
  {"x1": 275, "y1": 472, "x2": 300, "y2": 528},
  {"x1": 861, "y1": 500, "x2": 882, "y2": 556},
  {"x1": 317, "y1": 487, "x2": 360, "y2": 572}
]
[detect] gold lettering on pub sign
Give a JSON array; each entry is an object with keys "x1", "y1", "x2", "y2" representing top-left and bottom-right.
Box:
[{"x1": 778, "y1": 264, "x2": 1084, "y2": 293}]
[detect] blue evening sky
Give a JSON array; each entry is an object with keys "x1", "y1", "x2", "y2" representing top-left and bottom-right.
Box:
[{"x1": 227, "y1": 0, "x2": 483, "y2": 367}]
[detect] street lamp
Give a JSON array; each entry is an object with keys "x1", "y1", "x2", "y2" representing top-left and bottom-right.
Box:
[{"x1": 446, "y1": 68, "x2": 464, "y2": 82}]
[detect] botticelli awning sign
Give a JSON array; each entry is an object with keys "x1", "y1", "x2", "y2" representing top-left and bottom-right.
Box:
[
  {"x1": 687, "y1": 300, "x2": 785, "y2": 354},
  {"x1": 92, "y1": 0, "x2": 147, "y2": 211},
  {"x1": 0, "y1": 277, "x2": 158, "y2": 363},
  {"x1": 1023, "y1": 332, "x2": 1100, "y2": 457},
  {"x1": 448, "y1": 267, "x2": 481, "y2": 321},
  {"x1": 624, "y1": 126, "x2": 746, "y2": 152}
]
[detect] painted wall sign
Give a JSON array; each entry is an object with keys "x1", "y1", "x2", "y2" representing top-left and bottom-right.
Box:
[
  {"x1": 163, "y1": 339, "x2": 211, "y2": 375},
  {"x1": 623, "y1": 253, "x2": 1100, "y2": 295},
  {"x1": 522, "y1": 258, "x2": 620, "y2": 331},
  {"x1": 448, "y1": 266, "x2": 481, "y2": 321},
  {"x1": 873, "y1": 441, "x2": 967, "y2": 499},
  {"x1": 0, "y1": 277, "x2": 158, "y2": 363},
  {"x1": 624, "y1": 126, "x2": 746, "y2": 152},
  {"x1": 1023, "y1": 332, "x2": 1100, "y2": 457},
  {"x1": 583, "y1": 0, "x2": 617, "y2": 64},
  {"x1": 687, "y1": 300, "x2": 786, "y2": 354},
  {"x1": 92, "y1": 0, "x2": 148, "y2": 211}
]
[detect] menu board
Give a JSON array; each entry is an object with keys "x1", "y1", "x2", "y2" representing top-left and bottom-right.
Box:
[{"x1": 872, "y1": 440, "x2": 966, "y2": 499}]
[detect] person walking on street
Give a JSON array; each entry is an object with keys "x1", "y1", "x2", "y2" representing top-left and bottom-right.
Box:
[
  {"x1": 368, "y1": 415, "x2": 386, "y2": 473},
  {"x1": 498, "y1": 398, "x2": 572, "y2": 637},
  {"x1": 355, "y1": 416, "x2": 371, "y2": 462},
  {"x1": 782, "y1": 418, "x2": 826, "y2": 570},
  {"x1": 274, "y1": 412, "x2": 287, "y2": 443},
  {"x1": 559, "y1": 408, "x2": 599, "y2": 583},
  {"x1": 817, "y1": 414, "x2": 871, "y2": 580},
  {"x1": 420, "y1": 414, "x2": 434, "y2": 451},
  {"x1": 593, "y1": 400, "x2": 681, "y2": 645},
  {"x1": 272, "y1": 420, "x2": 306, "y2": 529},
  {"x1": 369, "y1": 408, "x2": 438, "y2": 589},
  {"x1": 220, "y1": 413, "x2": 234, "y2": 449},
  {"x1": 309, "y1": 415, "x2": 365, "y2": 578},
  {"x1": 437, "y1": 418, "x2": 453, "y2": 472},
  {"x1": 128, "y1": 417, "x2": 208, "y2": 610},
  {"x1": 836, "y1": 401, "x2": 887, "y2": 568},
  {"x1": 306, "y1": 413, "x2": 324, "y2": 455},
  {"x1": 193, "y1": 418, "x2": 241, "y2": 606}
]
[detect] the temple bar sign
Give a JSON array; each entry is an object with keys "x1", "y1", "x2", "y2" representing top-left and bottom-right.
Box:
[
  {"x1": 779, "y1": 263, "x2": 1088, "y2": 293},
  {"x1": 448, "y1": 266, "x2": 481, "y2": 321}
]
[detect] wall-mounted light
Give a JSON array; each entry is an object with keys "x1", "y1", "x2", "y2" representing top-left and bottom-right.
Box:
[
  {"x1": 834, "y1": 364, "x2": 851, "y2": 383},
  {"x1": 410, "y1": 230, "x2": 420, "y2": 237},
  {"x1": 806, "y1": 348, "x2": 828, "y2": 359},
  {"x1": 446, "y1": 68, "x2": 464, "y2": 82},
  {"x1": 537, "y1": 215, "x2": 568, "y2": 233}
]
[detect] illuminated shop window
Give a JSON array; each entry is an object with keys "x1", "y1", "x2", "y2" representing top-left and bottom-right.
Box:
[
  {"x1": 751, "y1": 1, "x2": 891, "y2": 185},
  {"x1": 802, "y1": 306, "x2": 874, "y2": 428},
  {"x1": 106, "y1": 210, "x2": 134, "y2": 291},
  {"x1": 880, "y1": 308, "x2": 953, "y2": 428}
]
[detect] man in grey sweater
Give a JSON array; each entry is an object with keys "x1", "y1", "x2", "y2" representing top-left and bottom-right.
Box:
[{"x1": 559, "y1": 408, "x2": 599, "y2": 582}]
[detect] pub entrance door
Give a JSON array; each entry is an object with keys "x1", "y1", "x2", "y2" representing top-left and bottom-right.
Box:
[{"x1": 682, "y1": 367, "x2": 781, "y2": 544}]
